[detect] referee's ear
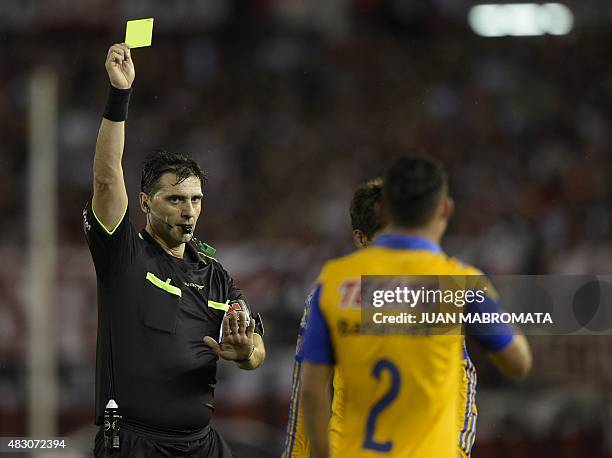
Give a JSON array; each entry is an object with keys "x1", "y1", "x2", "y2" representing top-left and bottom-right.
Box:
[{"x1": 139, "y1": 192, "x2": 151, "y2": 213}]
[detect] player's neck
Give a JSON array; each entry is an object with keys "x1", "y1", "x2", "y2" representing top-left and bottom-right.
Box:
[
  {"x1": 145, "y1": 224, "x2": 185, "y2": 258},
  {"x1": 385, "y1": 225, "x2": 441, "y2": 246}
]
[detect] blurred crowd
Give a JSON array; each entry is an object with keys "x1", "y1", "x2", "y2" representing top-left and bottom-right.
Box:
[
  {"x1": 1, "y1": 2, "x2": 612, "y2": 455},
  {"x1": 1, "y1": 15, "x2": 612, "y2": 274}
]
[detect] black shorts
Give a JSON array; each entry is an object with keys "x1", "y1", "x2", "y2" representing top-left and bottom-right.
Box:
[{"x1": 94, "y1": 423, "x2": 233, "y2": 458}]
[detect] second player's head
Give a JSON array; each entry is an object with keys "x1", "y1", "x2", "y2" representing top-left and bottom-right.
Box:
[
  {"x1": 350, "y1": 178, "x2": 387, "y2": 248},
  {"x1": 383, "y1": 156, "x2": 453, "y2": 241},
  {"x1": 139, "y1": 150, "x2": 207, "y2": 246}
]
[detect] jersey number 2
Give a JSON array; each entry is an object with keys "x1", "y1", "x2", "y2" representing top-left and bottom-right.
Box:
[{"x1": 362, "y1": 359, "x2": 401, "y2": 452}]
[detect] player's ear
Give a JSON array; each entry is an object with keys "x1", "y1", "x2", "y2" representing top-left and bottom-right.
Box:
[
  {"x1": 353, "y1": 229, "x2": 367, "y2": 249},
  {"x1": 139, "y1": 192, "x2": 150, "y2": 213},
  {"x1": 440, "y1": 196, "x2": 454, "y2": 221}
]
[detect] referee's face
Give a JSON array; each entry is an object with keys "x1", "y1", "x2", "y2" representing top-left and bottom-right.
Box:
[{"x1": 144, "y1": 172, "x2": 203, "y2": 245}]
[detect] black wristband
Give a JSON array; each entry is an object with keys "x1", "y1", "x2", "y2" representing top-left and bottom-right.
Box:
[{"x1": 103, "y1": 86, "x2": 132, "y2": 122}]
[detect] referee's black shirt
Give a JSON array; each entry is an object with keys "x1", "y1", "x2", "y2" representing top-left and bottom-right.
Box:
[{"x1": 83, "y1": 201, "x2": 249, "y2": 433}]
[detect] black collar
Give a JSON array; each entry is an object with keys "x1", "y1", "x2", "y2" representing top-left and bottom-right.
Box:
[{"x1": 139, "y1": 229, "x2": 206, "y2": 268}]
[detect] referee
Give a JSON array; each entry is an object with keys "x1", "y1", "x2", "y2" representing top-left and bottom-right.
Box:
[{"x1": 84, "y1": 43, "x2": 266, "y2": 457}]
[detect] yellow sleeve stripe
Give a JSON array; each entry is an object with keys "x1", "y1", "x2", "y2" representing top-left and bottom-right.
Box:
[
  {"x1": 91, "y1": 203, "x2": 128, "y2": 236},
  {"x1": 207, "y1": 300, "x2": 229, "y2": 312},
  {"x1": 145, "y1": 272, "x2": 182, "y2": 297}
]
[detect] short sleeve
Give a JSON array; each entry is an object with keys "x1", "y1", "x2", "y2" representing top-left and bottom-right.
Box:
[
  {"x1": 300, "y1": 284, "x2": 334, "y2": 365},
  {"x1": 295, "y1": 285, "x2": 318, "y2": 361},
  {"x1": 464, "y1": 295, "x2": 514, "y2": 352},
  {"x1": 215, "y1": 265, "x2": 254, "y2": 325},
  {"x1": 82, "y1": 200, "x2": 138, "y2": 281},
  {"x1": 227, "y1": 276, "x2": 247, "y2": 303},
  {"x1": 219, "y1": 263, "x2": 248, "y2": 307}
]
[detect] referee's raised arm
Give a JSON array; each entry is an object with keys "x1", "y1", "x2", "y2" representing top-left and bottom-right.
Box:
[{"x1": 92, "y1": 44, "x2": 135, "y2": 233}]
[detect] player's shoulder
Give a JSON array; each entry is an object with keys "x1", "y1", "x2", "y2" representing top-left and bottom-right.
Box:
[
  {"x1": 442, "y1": 255, "x2": 485, "y2": 276},
  {"x1": 441, "y1": 255, "x2": 496, "y2": 296},
  {"x1": 317, "y1": 249, "x2": 368, "y2": 280}
]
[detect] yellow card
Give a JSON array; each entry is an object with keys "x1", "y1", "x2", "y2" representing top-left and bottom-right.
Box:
[{"x1": 125, "y1": 18, "x2": 154, "y2": 48}]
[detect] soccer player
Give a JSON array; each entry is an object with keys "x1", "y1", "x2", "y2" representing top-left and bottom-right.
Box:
[
  {"x1": 283, "y1": 178, "x2": 386, "y2": 457},
  {"x1": 299, "y1": 157, "x2": 532, "y2": 457},
  {"x1": 284, "y1": 175, "x2": 530, "y2": 457},
  {"x1": 84, "y1": 43, "x2": 266, "y2": 457}
]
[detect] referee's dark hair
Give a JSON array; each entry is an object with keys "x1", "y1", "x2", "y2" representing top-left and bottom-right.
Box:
[
  {"x1": 141, "y1": 150, "x2": 207, "y2": 195},
  {"x1": 383, "y1": 156, "x2": 448, "y2": 228},
  {"x1": 350, "y1": 178, "x2": 385, "y2": 240}
]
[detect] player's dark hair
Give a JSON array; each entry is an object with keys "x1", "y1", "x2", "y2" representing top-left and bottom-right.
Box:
[
  {"x1": 383, "y1": 156, "x2": 447, "y2": 228},
  {"x1": 141, "y1": 150, "x2": 207, "y2": 195},
  {"x1": 350, "y1": 178, "x2": 385, "y2": 239}
]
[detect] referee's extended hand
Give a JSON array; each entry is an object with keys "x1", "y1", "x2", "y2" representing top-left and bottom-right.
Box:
[
  {"x1": 105, "y1": 43, "x2": 135, "y2": 89},
  {"x1": 203, "y1": 311, "x2": 255, "y2": 362}
]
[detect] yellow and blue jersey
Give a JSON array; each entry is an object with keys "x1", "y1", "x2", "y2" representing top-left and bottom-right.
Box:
[
  {"x1": 283, "y1": 341, "x2": 480, "y2": 457},
  {"x1": 458, "y1": 343, "x2": 478, "y2": 458},
  {"x1": 283, "y1": 333, "x2": 481, "y2": 457},
  {"x1": 282, "y1": 286, "x2": 351, "y2": 458},
  {"x1": 293, "y1": 234, "x2": 513, "y2": 458},
  {"x1": 282, "y1": 288, "x2": 316, "y2": 458}
]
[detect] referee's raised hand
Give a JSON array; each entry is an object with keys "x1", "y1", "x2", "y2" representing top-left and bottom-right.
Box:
[
  {"x1": 203, "y1": 311, "x2": 255, "y2": 362},
  {"x1": 105, "y1": 43, "x2": 135, "y2": 89}
]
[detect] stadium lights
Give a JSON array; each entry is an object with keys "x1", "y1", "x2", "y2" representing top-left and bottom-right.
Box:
[{"x1": 468, "y1": 3, "x2": 574, "y2": 37}]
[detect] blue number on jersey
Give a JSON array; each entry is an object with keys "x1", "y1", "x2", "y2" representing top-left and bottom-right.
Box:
[{"x1": 363, "y1": 359, "x2": 401, "y2": 452}]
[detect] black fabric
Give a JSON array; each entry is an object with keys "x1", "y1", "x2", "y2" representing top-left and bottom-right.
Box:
[
  {"x1": 93, "y1": 423, "x2": 233, "y2": 458},
  {"x1": 83, "y1": 200, "x2": 250, "y2": 433},
  {"x1": 103, "y1": 86, "x2": 132, "y2": 122}
]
